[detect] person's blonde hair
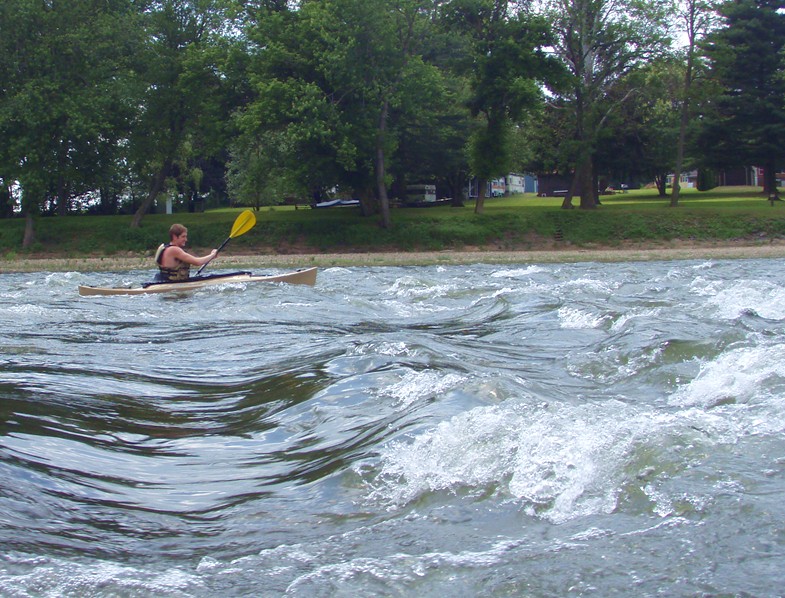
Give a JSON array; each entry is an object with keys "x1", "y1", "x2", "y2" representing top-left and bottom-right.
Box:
[{"x1": 168, "y1": 224, "x2": 187, "y2": 240}]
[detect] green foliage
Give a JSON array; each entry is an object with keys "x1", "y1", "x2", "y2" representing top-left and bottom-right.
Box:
[
  {"x1": 1, "y1": 0, "x2": 782, "y2": 241},
  {"x1": 234, "y1": 0, "x2": 452, "y2": 215},
  {"x1": 442, "y1": 0, "x2": 561, "y2": 183},
  {"x1": 538, "y1": 0, "x2": 674, "y2": 207},
  {"x1": 0, "y1": 0, "x2": 141, "y2": 216},
  {"x1": 696, "y1": 169, "x2": 717, "y2": 192},
  {"x1": 128, "y1": 0, "x2": 245, "y2": 225},
  {"x1": 698, "y1": 0, "x2": 785, "y2": 186},
  {"x1": 594, "y1": 58, "x2": 685, "y2": 189}
]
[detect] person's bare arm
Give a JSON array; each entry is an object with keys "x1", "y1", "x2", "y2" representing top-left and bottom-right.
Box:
[{"x1": 166, "y1": 246, "x2": 217, "y2": 266}]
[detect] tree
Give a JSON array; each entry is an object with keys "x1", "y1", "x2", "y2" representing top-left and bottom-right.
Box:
[
  {"x1": 593, "y1": 60, "x2": 683, "y2": 196},
  {"x1": 699, "y1": 0, "x2": 785, "y2": 200},
  {"x1": 670, "y1": 0, "x2": 718, "y2": 206},
  {"x1": 540, "y1": 0, "x2": 672, "y2": 209},
  {"x1": 237, "y1": 0, "x2": 446, "y2": 227},
  {"x1": 440, "y1": 0, "x2": 561, "y2": 214},
  {"x1": 129, "y1": 0, "x2": 241, "y2": 228},
  {"x1": 0, "y1": 0, "x2": 139, "y2": 244},
  {"x1": 390, "y1": 79, "x2": 474, "y2": 206},
  {"x1": 235, "y1": 2, "x2": 371, "y2": 210}
]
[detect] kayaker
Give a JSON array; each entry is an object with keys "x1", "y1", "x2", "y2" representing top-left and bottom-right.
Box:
[{"x1": 154, "y1": 224, "x2": 218, "y2": 282}]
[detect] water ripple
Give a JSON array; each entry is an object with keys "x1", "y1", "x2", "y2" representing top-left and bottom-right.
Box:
[{"x1": 2, "y1": 261, "x2": 785, "y2": 595}]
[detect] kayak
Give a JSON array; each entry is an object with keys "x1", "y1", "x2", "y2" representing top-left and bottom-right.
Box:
[{"x1": 78, "y1": 267, "x2": 317, "y2": 296}]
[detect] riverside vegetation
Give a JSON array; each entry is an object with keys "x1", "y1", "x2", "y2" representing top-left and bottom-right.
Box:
[{"x1": 1, "y1": 187, "x2": 785, "y2": 267}]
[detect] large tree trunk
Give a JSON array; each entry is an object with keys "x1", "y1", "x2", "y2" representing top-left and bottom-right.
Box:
[
  {"x1": 448, "y1": 172, "x2": 466, "y2": 207},
  {"x1": 375, "y1": 99, "x2": 391, "y2": 229},
  {"x1": 0, "y1": 181, "x2": 12, "y2": 218},
  {"x1": 672, "y1": 0, "x2": 710, "y2": 207},
  {"x1": 655, "y1": 173, "x2": 668, "y2": 197},
  {"x1": 56, "y1": 141, "x2": 69, "y2": 216},
  {"x1": 562, "y1": 170, "x2": 578, "y2": 209},
  {"x1": 579, "y1": 160, "x2": 596, "y2": 209},
  {"x1": 565, "y1": 85, "x2": 593, "y2": 209},
  {"x1": 764, "y1": 163, "x2": 780, "y2": 200},
  {"x1": 57, "y1": 172, "x2": 68, "y2": 216},
  {"x1": 356, "y1": 186, "x2": 377, "y2": 217},
  {"x1": 99, "y1": 187, "x2": 118, "y2": 215},
  {"x1": 474, "y1": 178, "x2": 487, "y2": 214},
  {"x1": 131, "y1": 159, "x2": 172, "y2": 228},
  {"x1": 22, "y1": 212, "x2": 35, "y2": 248},
  {"x1": 570, "y1": 152, "x2": 597, "y2": 210},
  {"x1": 671, "y1": 42, "x2": 694, "y2": 207}
]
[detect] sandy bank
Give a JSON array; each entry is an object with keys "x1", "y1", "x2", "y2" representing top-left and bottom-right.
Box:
[{"x1": 2, "y1": 240, "x2": 785, "y2": 273}]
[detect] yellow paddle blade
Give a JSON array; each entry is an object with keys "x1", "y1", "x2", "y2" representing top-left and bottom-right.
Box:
[{"x1": 230, "y1": 209, "x2": 256, "y2": 239}]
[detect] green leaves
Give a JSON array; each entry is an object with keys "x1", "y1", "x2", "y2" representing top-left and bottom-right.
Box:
[
  {"x1": 233, "y1": 0, "x2": 450, "y2": 210},
  {"x1": 700, "y1": 0, "x2": 785, "y2": 170},
  {"x1": 3, "y1": 0, "x2": 778, "y2": 235},
  {"x1": 442, "y1": 0, "x2": 558, "y2": 191},
  {"x1": 0, "y1": 0, "x2": 141, "y2": 215}
]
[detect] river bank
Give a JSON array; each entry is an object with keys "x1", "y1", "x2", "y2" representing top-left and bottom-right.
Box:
[{"x1": 2, "y1": 239, "x2": 785, "y2": 272}]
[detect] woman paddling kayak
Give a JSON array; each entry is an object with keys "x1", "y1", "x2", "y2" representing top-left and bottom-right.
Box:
[{"x1": 154, "y1": 224, "x2": 218, "y2": 282}]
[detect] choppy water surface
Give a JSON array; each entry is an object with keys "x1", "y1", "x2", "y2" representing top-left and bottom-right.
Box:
[{"x1": 2, "y1": 259, "x2": 785, "y2": 596}]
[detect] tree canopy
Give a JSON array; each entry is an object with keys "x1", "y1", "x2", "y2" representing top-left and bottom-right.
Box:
[
  {"x1": 0, "y1": 0, "x2": 781, "y2": 244},
  {"x1": 699, "y1": 0, "x2": 785, "y2": 198}
]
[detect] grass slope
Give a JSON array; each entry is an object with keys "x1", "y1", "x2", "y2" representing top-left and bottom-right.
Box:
[{"x1": 1, "y1": 187, "x2": 784, "y2": 259}]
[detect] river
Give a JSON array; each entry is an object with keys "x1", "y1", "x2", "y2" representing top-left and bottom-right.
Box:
[{"x1": 1, "y1": 259, "x2": 784, "y2": 596}]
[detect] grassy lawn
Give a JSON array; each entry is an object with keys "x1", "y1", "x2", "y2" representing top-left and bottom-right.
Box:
[{"x1": 1, "y1": 186, "x2": 784, "y2": 258}]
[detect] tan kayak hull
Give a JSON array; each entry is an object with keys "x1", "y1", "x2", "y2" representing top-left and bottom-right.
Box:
[{"x1": 78, "y1": 267, "x2": 317, "y2": 296}]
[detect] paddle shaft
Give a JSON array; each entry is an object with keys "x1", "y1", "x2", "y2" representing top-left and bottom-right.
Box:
[
  {"x1": 194, "y1": 210, "x2": 257, "y2": 276},
  {"x1": 195, "y1": 236, "x2": 230, "y2": 276}
]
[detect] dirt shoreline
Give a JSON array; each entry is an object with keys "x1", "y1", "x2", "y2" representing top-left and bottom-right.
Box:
[{"x1": 3, "y1": 240, "x2": 785, "y2": 273}]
